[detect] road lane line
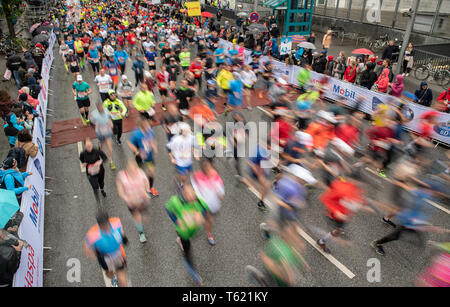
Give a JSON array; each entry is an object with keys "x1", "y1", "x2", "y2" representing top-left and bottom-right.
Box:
[
  {"x1": 77, "y1": 141, "x2": 85, "y2": 173},
  {"x1": 102, "y1": 270, "x2": 112, "y2": 287},
  {"x1": 246, "y1": 185, "x2": 356, "y2": 279},
  {"x1": 364, "y1": 167, "x2": 449, "y2": 215}
]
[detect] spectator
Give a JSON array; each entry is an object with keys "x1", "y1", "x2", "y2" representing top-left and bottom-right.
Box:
[
  {"x1": 0, "y1": 157, "x2": 31, "y2": 201},
  {"x1": 359, "y1": 63, "x2": 377, "y2": 89},
  {"x1": 355, "y1": 57, "x2": 365, "y2": 84},
  {"x1": 0, "y1": 91, "x2": 15, "y2": 119},
  {"x1": 402, "y1": 42, "x2": 414, "y2": 76},
  {"x1": 332, "y1": 57, "x2": 345, "y2": 80},
  {"x1": 375, "y1": 68, "x2": 390, "y2": 93},
  {"x1": 15, "y1": 129, "x2": 38, "y2": 172},
  {"x1": 23, "y1": 51, "x2": 37, "y2": 71},
  {"x1": 436, "y1": 86, "x2": 449, "y2": 113},
  {"x1": 325, "y1": 55, "x2": 335, "y2": 76},
  {"x1": 414, "y1": 81, "x2": 433, "y2": 107},
  {"x1": 17, "y1": 87, "x2": 39, "y2": 110},
  {"x1": 3, "y1": 112, "x2": 24, "y2": 148},
  {"x1": 312, "y1": 52, "x2": 327, "y2": 74},
  {"x1": 381, "y1": 40, "x2": 395, "y2": 61},
  {"x1": 322, "y1": 30, "x2": 332, "y2": 54},
  {"x1": 6, "y1": 52, "x2": 23, "y2": 90},
  {"x1": 344, "y1": 60, "x2": 357, "y2": 83},
  {"x1": 216, "y1": 8, "x2": 222, "y2": 22},
  {"x1": 308, "y1": 33, "x2": 316, "y2": 44},
  {"x1": 236, "y1": 16, "x2": 242, "y2": 32},
  {"x1": 0, "y1": 229, "x2": 24, "y2": 287},
  {"x1": 389, "y1": 75, "x2": 404, "y2": 98},
  {"x1": 270, "y1": 24, "x2": 280, "y2": 38}
]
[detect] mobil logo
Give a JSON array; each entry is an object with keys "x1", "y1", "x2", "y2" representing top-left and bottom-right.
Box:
[
  {"x1": 332, "y1": 84, "x2": 356, "y2": 99},
  {"x1": 433, "y1": 121, "x2": 450, "y2": 137},
  {"x1": 372, "y1": 96, "x2": 383, "y2": 111},
  {"x1": 29, "y1": 185, "x2": 40, "y2": 228}
]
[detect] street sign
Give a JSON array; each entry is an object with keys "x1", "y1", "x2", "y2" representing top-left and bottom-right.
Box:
[{"x1": 249, "y1": 12, "x2": 259, "y2": 23}]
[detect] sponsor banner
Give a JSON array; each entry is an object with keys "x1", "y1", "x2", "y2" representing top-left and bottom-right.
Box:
[
  {"x1": 220, "y1": 40, "x2": 450, "y2": 145},
  {"x1": 13, "y1": 31, "x2": 55, "y2": 287},
  {"x1": 185, "y1": 2, "x2": 201, "y2": 16}
]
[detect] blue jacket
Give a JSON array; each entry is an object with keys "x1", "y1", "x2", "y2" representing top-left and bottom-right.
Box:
[
  {"x1": 0, "y1": 169, "x2": 29, "y2": 195},
  {"x1": 228, "y1": 79, "x2": 243, "y2": 106},
  {"x1": 114, "y1": 50, "x2": 128, "y2": 65},
  {"x1": 4, "y1": 113, "x2": 24, "y2": 146},
  {"x1": 132, "y1": 59, "x2": 145, "y2": 74}
]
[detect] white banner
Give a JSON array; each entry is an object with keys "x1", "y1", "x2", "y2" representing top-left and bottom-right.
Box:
[
  {"x1": 279, "y1": 37, "x2": 292, "y2": 56},
  {"x1": 13, "y1": 31, "x2": 56, "y2": 287},
  {"x1": 219, "y1": 40, "x2": 449, "y2": 145}
]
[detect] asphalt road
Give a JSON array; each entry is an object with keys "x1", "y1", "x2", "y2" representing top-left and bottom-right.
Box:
[{"x1": 42, "y1": 42, "x2": 450, "y2": 287}]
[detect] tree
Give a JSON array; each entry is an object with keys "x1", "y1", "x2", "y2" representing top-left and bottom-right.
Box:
[{"x1": 0, "y1": 0, "x2": 24, "y2": 38}]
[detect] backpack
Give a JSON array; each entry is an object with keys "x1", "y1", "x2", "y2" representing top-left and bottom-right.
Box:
[{"x1": 7, "y1": 147, "x2": 26, "y2": 169}]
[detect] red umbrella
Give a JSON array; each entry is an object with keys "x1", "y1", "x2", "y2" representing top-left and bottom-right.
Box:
[
  {"x1": 352, "y1": 48, "x2": 374, "y2": 55},
  {"x1": 201, "y1": 12, "x2": 213, "y2": 18}
]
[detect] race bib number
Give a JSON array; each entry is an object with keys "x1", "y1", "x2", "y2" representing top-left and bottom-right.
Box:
[
  {"x1": 93, "y1": 58, "x2": 99, "y2": 63},
  {"x1": 87, "y1": 162, "x2": 101, "y2": 175},
  {"x1": 148, "y1": 61, "x2": 155, "y2": 66},
  {"x1": 78, "y1": 91, "x2": 86, "y2": 98},
  {"x1": 110, "y1": 67, "x2": 117, "y2": 75},
  {"x1": 71, "y1": 61, "x2": 77, "y2": 67},
  {"x1": 110, "y1": 111, "x2": 121, "y2": 120}
]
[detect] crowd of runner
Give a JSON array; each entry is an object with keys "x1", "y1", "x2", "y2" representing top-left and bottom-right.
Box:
[{"x1": 2, "y1": 0, "x2": 446, "y2": 287}]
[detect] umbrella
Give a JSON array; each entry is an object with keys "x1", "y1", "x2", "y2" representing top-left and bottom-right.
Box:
[
  {"x1": 298, "y1": 42, "x2": 316, "y2": 50},
  {"x1": 291, "y1": 35, "x2": 306, "y2": 43},
  {"x1": 201, "y1": 12, "x2": 213, "y2": 18},
  {"x1": 32, "y1": 33, "x2": 50, "y2": 44},
  {"x1": 248, "y1": 23, "x2": 268, "y2": 32},
  {"x1": 32, "y1": 25, "x2": 53, "y2": 37},
  {"x1": 236, "y1": 12, "x2": 248, "y2": 17},
  {"x1": 0, "y1": 189, "x2": 20, "y2": 229},
  {"x1": 352, "y1": 48, "x2": 374, "y2": 55},
  {"x1": 29, "y1": 23, "x2": 41, "y2": 34}
]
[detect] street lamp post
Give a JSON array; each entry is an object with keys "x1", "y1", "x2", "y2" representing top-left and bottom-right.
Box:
[{"x1": 394, "y1": 0, "x2": 420, "y2": 76}]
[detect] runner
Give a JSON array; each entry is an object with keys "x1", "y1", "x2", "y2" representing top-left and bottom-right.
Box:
[
  {"x1": 103, "y1": 90, "x2": 127, "y2": 145},
  {"x1": 94, "y1": 69, "x2": 113, "y2": 102},
  {"x1": 85, "y1": 211, "x2": 129, "y2": 287},
  {"x1": 127, "y1": 118, "x2": 159, "y2": 196},
  {"x1": 104, "y1": 55, "x2": 121, "y2": 90},
  {"x1": 167, "y1": 122, "x2": 198, "y2": 183},
  {"x1": 72, "y1": 74, "x2": 92, "y2": 126},
  {"x1": 87, "y1": 43, "x2": 101, "y2": 75},
  {"x1": 165, "y1": 184, "x2": 212, "y2": 285},
  {"x1": 79, "y1": 137, "x2": 108, "y2": 205},
  {"x1": 117, "y1": 75, "x2": 134, "y2": 117},
  {"x1": 156, "y1": 65, "x2": 170, "y2": 111},
  {"x1": 191, "y1": 159, "x2": 225, "y2": 246},
  {"x1": 90, "y1": 100, "x2": 115, "y2": 170},
  {"x1": 133, "y1": 83, "x2": 156, "y2": 120},
  {"x1": 116, "y1": 160, "x2": 151, "y2": 243},
  {"x1": 65, "y1": 49, "x2": 81, "y2": 78}
]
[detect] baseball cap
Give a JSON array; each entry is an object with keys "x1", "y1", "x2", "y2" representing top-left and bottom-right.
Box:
[
  {"x1": 286, "y1": 164, "x2": 317, "y2": 185},
  {"x1": 77, "y1": 75, "x2": 83, "y2": 81},
  {"x1": 122, "y1": 74, "x2": 128, "y2": 80}
]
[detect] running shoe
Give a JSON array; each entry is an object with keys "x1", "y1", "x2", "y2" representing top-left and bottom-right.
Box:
[
  {"x1": 382, "y1": 217, "x2": 396, "y2": 228},
  {"x1": 150, "y1": 187, "x2": 159, "y2": 196},
  {"x1": 317, "y1": 239, "x2": 331, "y2": 253},
  {"x1": 207, "y1": 234, "x2": 215, "y2": 246},
  {"x1": 101, "y1": 190, "x2": 107, "y2": 197},
  {"x1": 371, "y1": 241, "x2": 385, "y2": 256},
  {"x1": 111, "y1": 275, "x2": 119, "y2": 287},
  {"x1": 117, "y1": 139, "x2": 122, "y2": 145},
  {"x1": 257, "y1": 200, "x2": 268, "y2": 212},
  {"x1": 258, "y1": 92, "x2": 263, "y2": 99},
  {"x1": 182, "y1": 259, "x2": 203, "y2": 286},
  {"x1": 80, "y1": 115, "x2": 87, "y2": 126},
  {"x1": 139, "y1": 233, "x2": 147, "y2": 243},
  {"x1": 110, "y1": 161, "x2": 116, "y2": 170},
  {"x1": 162, "y1": 106, "x2": 167, "y2": 111},
  {"x1": 245, "y1": 265, "x2": 268, "y2": 287},
  {"x1": 260, "y1": 222, "x2": 271, "y2": 239},
  {"x1": 377, "y1": 168, "x2": 387, "y2": 178}
]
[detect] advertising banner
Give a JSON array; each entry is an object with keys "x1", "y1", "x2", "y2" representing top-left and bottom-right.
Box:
[
  {"x1": 185, "y1": 2, "x2": 201, "y2": 16},
  {"x1": 13, "y1": 31, "x2": 56, "y2": 287},
  {"x1": 279, "y1": 37, "x2": 292, "y2": 56}
]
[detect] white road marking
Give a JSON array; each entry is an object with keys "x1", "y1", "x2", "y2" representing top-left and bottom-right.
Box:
[
  {"x1": 246, "y1": 185, "x2": 356, "y2": 279},
  {"x1": 102, "y1": 270, "x2": 112, "y2": 287},
  {"x1": 364, "y1": 167, "x2": 450, "y2": 215},
  {"x1": 77, "y1": 141, "x2": 85, "y2": 173}
]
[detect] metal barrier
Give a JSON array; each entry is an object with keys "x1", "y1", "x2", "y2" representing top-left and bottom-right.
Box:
[{"x1": 413, "y1": 48, "x2": 450, "y2": 70}]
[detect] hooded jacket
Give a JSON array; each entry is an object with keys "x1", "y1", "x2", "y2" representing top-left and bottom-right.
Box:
[
  {"x1": 414, "y1": 81, "x2": 433, "y2": 107},
  {"x1": 0, "y1": 168, "x2": 29, "y2": 195},
  {"x1": 359, "y1": 63, "x2": 378, "y2": 89},
  {"x1": 390, "y1": 74, "x2": 404, "y2": 97},
  {"x1": 3, "y1": 113, "x2": 24, "y2": 146},
  {"x1": 375, "y1": 68, "x2": 390, "y2": 93},
  {"x1": 15, "y1": 140, "x2": 38, "y2": 172}
]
